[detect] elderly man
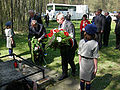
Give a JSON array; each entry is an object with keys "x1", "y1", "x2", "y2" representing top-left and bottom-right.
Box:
[
  {"x1": 57, "y1": 13, "x2": 77, "y2": 81},
  {"x1": 28, "y1": 20, "x2": 46, "y2": 52},
  {"x1": 28, "y1": 10, "x2": 43, "y2": 30},
  {"x1": 94, "y1": 9, "x2": 106, "y2": 49},
  {"x1": 114, "y1": 12, "x2": 120, "y2": 50}
]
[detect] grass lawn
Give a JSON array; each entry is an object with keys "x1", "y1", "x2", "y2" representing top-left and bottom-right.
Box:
[{"x1": 0, "y1": 20, "x2": 120, "y2": 90}]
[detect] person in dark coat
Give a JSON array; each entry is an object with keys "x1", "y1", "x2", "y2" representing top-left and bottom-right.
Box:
[
  {"x1": 65, "y1": 12, "x2": 71, "y2": 21},
  {"x1": 103, "y1": 12, "x2": 112, "y2": 47},
  {"x1": 35, "y1": 12, "x2": 43, "y2": 24},
  {"x1": 29, "y1": 20, "x2": 46, "y2": 39},
  {"x1": 94, "y1": 9, "x2": 106, "y2": 49},
  {"x1": 45, "y1": 13, "x2": 49, "y2": 27},
  {"x1": 91, "y1": 11, "x2": 98, "y2": 24},
  {"x1": 28, "y1": 10, "x2": 43, "y2": 51},
  {"x1": 28, "y1": 10, "x2": 35, "y2": 29},
  {"x1": 57, "y1": 13, "x2": 77, "y2": 81},
  {"x1": 28, "y1": 20, "x2": 46, "y2": 52},
  {"x1": 114, "y1": 12, "x2": 120, "y2": 50},
  {"x1": 28, "y1": 11, "x2": 43, "y2": 28}
]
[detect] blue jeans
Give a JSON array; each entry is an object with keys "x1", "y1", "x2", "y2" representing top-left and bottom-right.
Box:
[{"x1": 9, "y1": 48, "x2": 13, "y2": 56}]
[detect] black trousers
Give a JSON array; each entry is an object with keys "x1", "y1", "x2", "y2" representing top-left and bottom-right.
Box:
[
  {"x1": 116, "y1": 34, "x2": 120, "y2": 49},
  {"x1": 45, "y1": 21, "x2": 49, "y2": 27},
  {"x1": 96, "y1": 32, "x2": 103, "y2": 49},
  {"x1": 60, "y1": 45, "x2": 76, "y2": 76},
  {"x1": 103, "y1": 30, "x2": 110, "y2": 46},
  {"x1": 81, "y1": 31, "x2": 85, "y2": 39}
]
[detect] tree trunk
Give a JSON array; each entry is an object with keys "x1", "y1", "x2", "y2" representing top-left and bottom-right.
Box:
[
  {"x1": 40, "y1": 0, "x2": 43, "y2": 14},
  {"x1": 11, "y1": 0, "x2": 14, "y2": 33},
  {"x1": 0, "y1": 0, "x2": 4, "y2": 35}
]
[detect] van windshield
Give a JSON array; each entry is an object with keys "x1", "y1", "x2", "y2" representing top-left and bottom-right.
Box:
[{"x1": 47, "y1": 5, "x2": 53, "y2": 10}]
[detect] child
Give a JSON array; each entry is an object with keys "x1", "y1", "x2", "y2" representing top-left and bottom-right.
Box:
[
  {"x1": 80, "y1": 14, "x2": 90, "y2": 39},
  {"x1": 5, "y1": 21, "x2": 14, "y2": 58},
  {"x1": 78, "y1": 24, "x2": 99, "y2": 90}
]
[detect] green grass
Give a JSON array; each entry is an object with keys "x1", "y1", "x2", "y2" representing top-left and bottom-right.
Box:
[{"x1": 0, "y1": 21, "x2": 120, "y2": 90}]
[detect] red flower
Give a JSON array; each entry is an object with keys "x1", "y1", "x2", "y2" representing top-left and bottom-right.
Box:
[
  {"x1": 50, "y1": 29, "x2": 53, "y2": 33},
  {"x1": 64, "y1": 32, "x2": 69, "y2": 37},
  {"x1": 50, "y1": 29, "x2": 59, "y2": 33},
  {"x1": 54, "y1": 29, "x2": 59, "y2": 33},
  {"x1": 60, "y1": 29, "x2": 64, "y2": 31},
  {"x1": 45, "y1": 34, "x2": 48, "y2": 38},
  {"x1": 69, "y1": 38, "x2": 73, "y2": 47},
  {"x1": 47, "y1": 33, "x2": 53, "y2": 37}
]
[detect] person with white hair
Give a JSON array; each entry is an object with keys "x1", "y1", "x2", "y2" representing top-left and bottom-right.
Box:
[
  {"x1": 28, "y1": 10, "x2": 35, "y2": 28},
  {"x1": 28, "y1": 20, "x2": 46, "y2": 52},
  {"x1": 57, "y1": 13, "x2": 78, "y2": 81}
]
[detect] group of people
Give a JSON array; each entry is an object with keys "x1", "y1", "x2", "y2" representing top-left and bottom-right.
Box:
[
  {"x1": 4, "y1": 8, "x2": 120, "y2": 90},
  {"x1": 56, "y1": 13, "x2": 98, "y2": 90},
  {"x1": 79, "y1": 9, "x2": 120, "y2": 90},
  {"x1": 80, "y1": 9, "x2": 112, "y2": 49}
]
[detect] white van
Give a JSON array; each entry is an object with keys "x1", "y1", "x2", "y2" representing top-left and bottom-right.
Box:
[{"x1": 46, "y1": 3, "x2": 89, "y2": 20}]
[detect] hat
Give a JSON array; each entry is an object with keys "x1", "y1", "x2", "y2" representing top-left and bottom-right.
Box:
[
  {"x1": 83, "y1": 14, "x2": 87, "y2": 18},
  {"x1": 5, "y1": 21, "x2": 12, "y2": 26},
  {"x1": 85, "y1": 24, "x2": 97, "y2": 35}
]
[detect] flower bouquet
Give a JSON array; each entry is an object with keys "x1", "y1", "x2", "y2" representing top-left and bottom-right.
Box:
[
  {"x1": 45, "y1": 29, "x2": 73, "y2": 49},
  {"x1": 31, "y1": 37, "x2": 44, "y2": 63}
]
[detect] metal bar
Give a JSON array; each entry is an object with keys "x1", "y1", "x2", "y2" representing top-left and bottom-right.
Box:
[
  {"x1": 0, "y1": 53, "x2": 46, "y2": 87},
  {"x1": 13, "y1": 54, "x2": 45, "y2": 79},
  {"x1": 0, "y1": 54, "x2": 15, "y2": 58},
  {"x1": 0, "y1": 54, "x2": 11, "y2": 58},
  {"x1": 0, "y1": 69, "x2": 43, "y2": 87},
  {"x1": 43, "y1": 70, "x2": 45, "y2": 79},
  {"x1": 13, "y1": 54, "x2": 45, "y2": 71}
]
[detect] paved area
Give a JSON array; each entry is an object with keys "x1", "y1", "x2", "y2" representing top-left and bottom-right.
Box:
[
  {"x1": 46, "y1": 77, "x2": 80, "y2": 90},
  {"x1": 0, "y1": 57, "x2": 80, "y2": 90}
]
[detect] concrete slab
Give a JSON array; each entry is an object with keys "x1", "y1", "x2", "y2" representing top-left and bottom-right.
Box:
[{"x1": 46, "y1": 77, "x2": 80, "y2": 90}]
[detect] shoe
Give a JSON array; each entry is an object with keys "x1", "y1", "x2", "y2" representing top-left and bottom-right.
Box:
[
  {"x1": 58, "y1": 75, "x2": 68, "y2": 81},
  {"x1": 9, "y1": 56, "x2": 13, "y2": 58}
]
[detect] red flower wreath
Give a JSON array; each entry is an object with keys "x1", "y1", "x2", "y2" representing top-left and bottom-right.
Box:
[
  {"x1": 47, "y1": 33, "x2": 53, "y2": 37},
  {"x1": 64, "y1": 32, "x2": 69, "y2": 37}
]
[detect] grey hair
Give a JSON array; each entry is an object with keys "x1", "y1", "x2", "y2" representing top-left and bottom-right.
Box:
[
  {"x1": 28, "y1": 10, "x2": 34, "y2": 13},
  {"x1": 31, "y1": 20, "x2": 37, "y2": 25},
  {"x1": 56, "y1": 13, "x2": 65, "y2": 19}
]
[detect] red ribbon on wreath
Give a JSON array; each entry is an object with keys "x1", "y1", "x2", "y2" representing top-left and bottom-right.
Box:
[{"x1": 69, "y1": 38, "x2": 73, "y2": 47}]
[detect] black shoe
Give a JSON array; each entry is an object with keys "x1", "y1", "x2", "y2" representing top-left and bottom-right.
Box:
[{"x1": 58, "y1": 75, "x2": 68, "y2": 81}]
